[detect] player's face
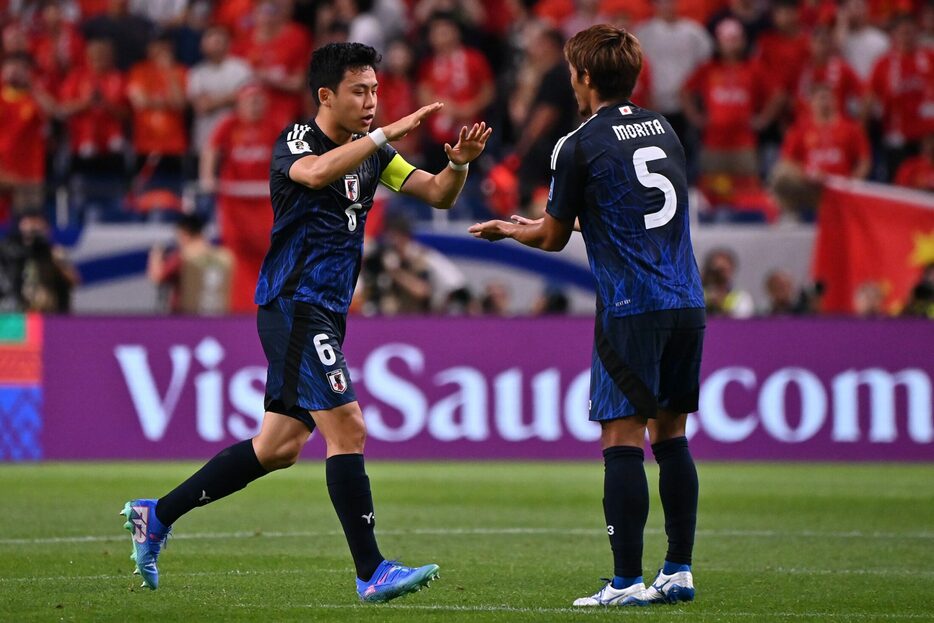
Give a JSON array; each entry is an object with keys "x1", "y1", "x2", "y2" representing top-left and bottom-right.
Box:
[
  {"x1": 568, "y1": 64, "x2": 592, "y2": 117},
  {"x1": 332, "y1": 67, "x2": 378, "y2": 134}
]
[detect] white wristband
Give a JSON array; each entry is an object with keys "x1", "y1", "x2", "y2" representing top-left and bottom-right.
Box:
[
  {"x1": 448, "y1": 160, "x2": 469, "y2": 171},
  {"x1": 368, "y1": 128, "x2": 388, "y2": 148}
]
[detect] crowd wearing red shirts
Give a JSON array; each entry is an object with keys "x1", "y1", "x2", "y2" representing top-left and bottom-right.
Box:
[{"x1": 0, "y1": 0, "x2": 931, "y2": 235}]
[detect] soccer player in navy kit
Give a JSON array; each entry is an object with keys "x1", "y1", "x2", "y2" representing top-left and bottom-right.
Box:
[
  {"x1": 121, "y1": 43, "x2": 491, "y2": 602},
  {"x1": 471, "y1": 25, "x2": 704, "y2": 607}
]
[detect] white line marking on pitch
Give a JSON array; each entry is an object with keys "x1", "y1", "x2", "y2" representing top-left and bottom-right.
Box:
[
  {"x1": 234, "y1": 603, "x2": 931, "y2": 619},
  {"x1": 1, "y1": 526, "x2": 930, "y2": 546},
  {"x1": 4, "y1": 565, "x2": 932, "y2": 584},
  {"x1": 0, "y1": 568, "x2": 351, "y2": 583}
]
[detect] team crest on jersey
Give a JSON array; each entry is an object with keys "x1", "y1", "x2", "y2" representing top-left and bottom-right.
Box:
[
  {"x1": 327, "y1": 369, "x2": 348, "y2": 394},
  {"x1": 344, "y1": 175, "x2": 360, "y2": 201}
]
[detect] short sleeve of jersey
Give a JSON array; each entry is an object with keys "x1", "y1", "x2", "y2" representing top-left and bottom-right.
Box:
[
  {"x1": 545, "y1": 134, "x2": 585, "y2": 223},
  {"x1": 377, "y1": 144, "x2": 417, "y2": 192},
  {"x1": 270, "y1": 124, "x2": 320, "y2": 178}
]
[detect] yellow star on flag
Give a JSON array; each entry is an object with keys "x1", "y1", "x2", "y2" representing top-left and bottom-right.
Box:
[{"x1": 909, "y1": 229, "x2": 934, "y2": 268}]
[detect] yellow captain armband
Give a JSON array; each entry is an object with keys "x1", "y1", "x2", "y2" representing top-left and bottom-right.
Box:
[{"x1": 379, "y1": 154, "x2": 418, "y2": 192}]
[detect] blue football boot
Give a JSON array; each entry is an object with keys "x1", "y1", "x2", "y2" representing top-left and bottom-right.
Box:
[
  {"x1": 119, "y1": 499, "x2": 171, "y2": 589},
  {"x1": 356, "y1": 559, "x2": 440, "y2": 603}
]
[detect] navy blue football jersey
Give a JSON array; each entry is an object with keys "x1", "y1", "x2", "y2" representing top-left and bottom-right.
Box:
[
  {"x1": 545, "y1": 102, "x2": 704, "y2": 316},
  {"x1": 255, "y1": 120, "x2": 416, "y2": 313}
]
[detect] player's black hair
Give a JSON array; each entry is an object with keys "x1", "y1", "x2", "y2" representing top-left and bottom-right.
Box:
[{"x1": 307, "y1": 42, "x2": 382, "y2": 105}]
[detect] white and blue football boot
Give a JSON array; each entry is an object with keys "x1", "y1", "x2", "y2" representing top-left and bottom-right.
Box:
[
  {"x1": 572, "y1": 579, "x2": 647, "y2": 606},
  {"x1": 623, "y1": 567, "x2": 695, "y2": 605}
]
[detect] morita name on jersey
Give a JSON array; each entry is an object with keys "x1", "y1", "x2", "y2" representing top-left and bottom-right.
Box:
[{"x1": 612, "y1": 119, "x2": 667, "y2": 142}]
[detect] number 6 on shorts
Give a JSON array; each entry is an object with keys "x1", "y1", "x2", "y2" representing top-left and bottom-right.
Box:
[{"x1": 313, "y1": 333, "x2": 337, "y2": 365}]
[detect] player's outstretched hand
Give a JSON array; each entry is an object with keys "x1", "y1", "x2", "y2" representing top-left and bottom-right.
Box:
[
  {"x1": 445, "y1": 122, "x2": 493, "y2": 166},
  {"x1": 510, "y1": 215, "x2": 543, "y2": 226},
  {"x1": 384, "y1": 102, "x2": 444, "y2": 142},
  {"x1": 469, "y1": 219, "x2": 511, "y2": 242}
]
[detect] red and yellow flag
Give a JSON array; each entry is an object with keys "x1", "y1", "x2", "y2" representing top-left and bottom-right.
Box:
[{"x1": 813, "y1": 178, "x2": 934, "y2": 314}]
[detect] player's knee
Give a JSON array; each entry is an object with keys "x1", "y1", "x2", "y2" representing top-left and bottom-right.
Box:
[
  {"x1": 600, "y1": 416, "x2": 648, "y2": 449},
  {"x1": 315, "y1": 404, "x2": 367, "y2": 454},
  {"x1": 649, "y1": 410, "x2": 688, "y2": 444},
  {"x1": 328, "y1": 422, "x2": 366, "y2": 454},
  {"x1": 256, "y1": 437, "x2": 304, "y2": 470},
  {"x1": 277, "y1": 439, "x2": 305, "y2": 468}
]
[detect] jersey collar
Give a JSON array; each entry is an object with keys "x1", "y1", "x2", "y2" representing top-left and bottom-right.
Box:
[
  {"x1": 310, "y1": 119, "x2": 339, "y2": 149},
  {"x1": 311, "y1": 119, "x2": 364, "y2": 148},
  {"x1": 595, "y1": 100, "x2": 636, "y2": 115}
]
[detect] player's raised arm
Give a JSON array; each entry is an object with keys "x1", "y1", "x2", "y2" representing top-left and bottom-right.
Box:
[
  {"x1": 289, "y1": 102, "x2": 444, "y2": 189},
  {"x1": 397, "y1": 122, "x2": 493, "y2": 210}
]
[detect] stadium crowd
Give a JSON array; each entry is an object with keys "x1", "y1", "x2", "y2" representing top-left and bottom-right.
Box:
[{"x1": 0, "y1": 0, "x2": 931, "y2": 317}]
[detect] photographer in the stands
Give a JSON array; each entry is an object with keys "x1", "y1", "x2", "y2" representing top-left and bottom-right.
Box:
[{"x1": 0, "y1": 209, "x2": 80, "y2": 313}]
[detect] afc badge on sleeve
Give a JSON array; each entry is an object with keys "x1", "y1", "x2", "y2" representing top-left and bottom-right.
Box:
[
  {"x1": 288, "y1": 139, "x2": 313, "y2": 154},
  {"x1": 344, "y1": 174, "x2": 360, "y2": 202},
  {"x1": 327, "y1": 369, "x2": 348, "y2": 394}
]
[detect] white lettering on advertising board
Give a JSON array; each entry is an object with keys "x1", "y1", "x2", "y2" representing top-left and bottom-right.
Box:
[{"x1": 114, "y1": 338, "x2": 933, "y2": 446}]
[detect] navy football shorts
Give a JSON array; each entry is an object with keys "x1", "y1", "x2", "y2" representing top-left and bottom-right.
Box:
[
  {"x1": 589, "y1": 307, "x2": 705, "y2": 422},
  {"x1": 257, "y1": 297, "x2": 356, "y2": 431}
]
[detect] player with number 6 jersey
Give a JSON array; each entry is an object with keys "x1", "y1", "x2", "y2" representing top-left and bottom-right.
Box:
[
  {"x1": 257, "y1": 120, "x2": 411, "y2": 312},
  {"x1": 120, "y1": 42, "x2": 491, "y2": 603},
  {"x1": 471, "y1": 24, "x2": 704, "y2": 608}
]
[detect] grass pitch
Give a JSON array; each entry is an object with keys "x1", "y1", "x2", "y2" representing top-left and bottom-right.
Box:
[{"x1": 1, "y1": 461, "x2": 932, "y2": 622}]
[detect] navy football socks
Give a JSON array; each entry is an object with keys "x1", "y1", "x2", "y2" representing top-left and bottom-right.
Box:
[
  {"x1": 326, "y1": 453, "x2": 384, "y2": 582},
  {"x1": 155, "y1": 439, "x2": 268, "y2": 526},
  {"x1": 603, "y1": 445, "x2": 649, "y2": 579},
  {"x1": 652, "y1": 436, "x2": 698, "y2": 567}
]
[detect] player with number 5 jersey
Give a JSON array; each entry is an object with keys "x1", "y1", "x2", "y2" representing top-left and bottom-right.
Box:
[
  {"x1": 120, "y1": 42, "x2": 491, "y2": 603},
  {"x1": 471, "y1": 24, "x2": 704, "y2": 608},
  {"x1": 546, "y1": 99, "x2": 703, "y2": 318}
]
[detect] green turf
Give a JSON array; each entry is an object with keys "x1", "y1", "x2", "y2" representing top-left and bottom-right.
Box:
[{"x1": 1, "y1": 462, "x2": 932, "y2": 622}]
